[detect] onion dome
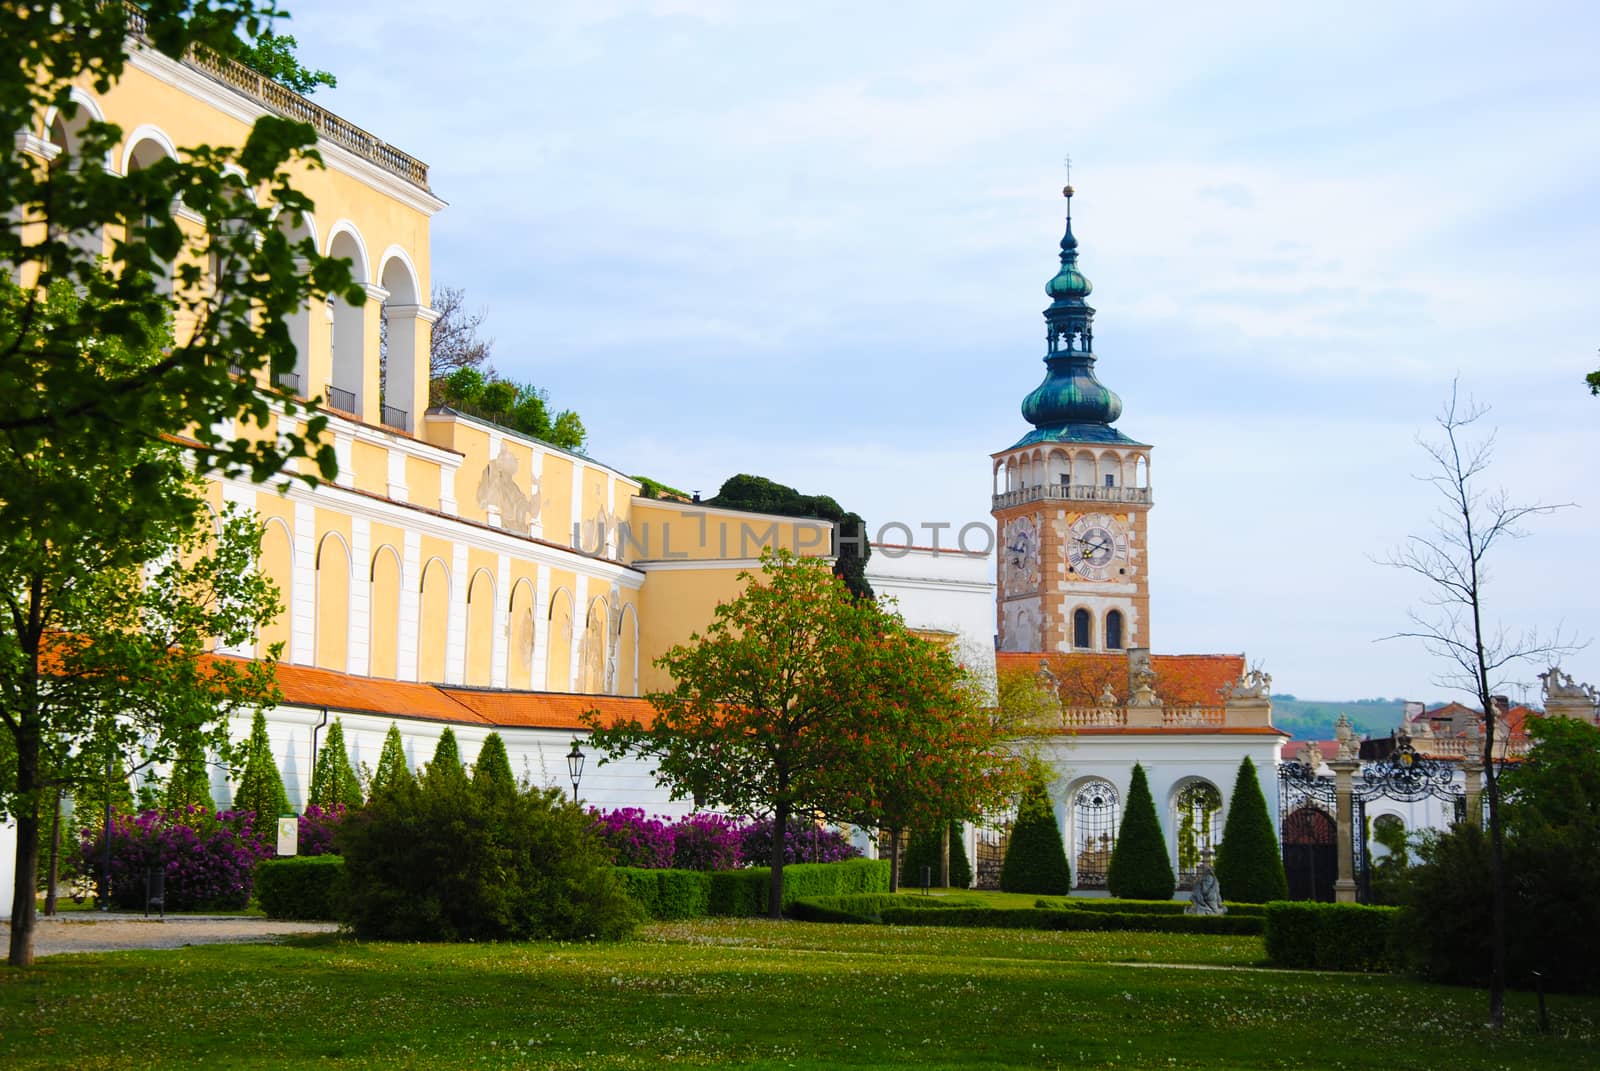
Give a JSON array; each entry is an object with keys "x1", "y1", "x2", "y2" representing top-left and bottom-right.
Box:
[{"x1": 1010, "y1": 185, "x2": 1142, "y2": 449}]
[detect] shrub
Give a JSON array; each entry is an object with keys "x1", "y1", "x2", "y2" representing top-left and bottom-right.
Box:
[
  {"x1": 80, "y1": 807, "x2": 271, "y2": 911},
  {"x1": 1000, "y1": 770, "x2": 1071, "y2": 894},
  {"x1": 1034, "y1": 897, "x2": 1267, "y2": 918},
  {"x1": 368, "y1": 722, "x2": 413, "y2": 799},
  {"x1": 900, "y1": 822, "x2": 973, "y2": 889},
  {"x1": 163, "y1": 739, "x2": 215, "y2": 813},
  {"x1": 234, "y1": 709, "x2": 290, "y2": 838},
  {"x1": 424, "y1": 726, "x2": 468, "y2": 787},
  {"x1": 309, "y1": 719, "x2": 363, "y2": 808},
  {"x1": 671, "y1": 812, "x2": 743, "y2": 871},
  {"x1": 472, "y1": 732, "x2": 516, "y2": 793},
  {"x1": 615, "y1": 867, "x2": 714, "y2": 920},
  {"x1": 791, "y1": 893, "x2": 972, "y2": 924},
  {"x1": 875, "y1": 905, "x2": 1263, "y2": 935},
  {"x1": 1107, "y1": 763, "x2": 1174, "y2": 901},
  {"x1": 337, "y1": 775, "x2": 638, "y2": 942},
  {"x1": 739, "y1": 817, "x2": 860, "y2": 866},
  {"x1": 1215, "y1": 757, "x2": 1288, "y2": 903},
  {"x1": 297, "y1": 803, "x2": 346, "y2": 857},
  {"x1": 1264, "y1": 901, "x2": 1398, "y2": 971},
  {"x1": 256, "y1": 855, "x2": 344, "y2": 920},
  {"x1": 617, "y1": 860, "x2": 891, "y2": 919},
  {"x1": 590, "y1": 808, "x2": 675, "y2": 868}
]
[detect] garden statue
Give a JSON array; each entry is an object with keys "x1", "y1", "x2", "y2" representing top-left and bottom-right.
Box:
[{"x1": 1185, "y1": 849, "x2": 1226, "y2": 915}]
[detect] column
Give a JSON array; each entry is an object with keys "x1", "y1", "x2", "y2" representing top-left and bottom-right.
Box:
[
  {"x1": 1462, "y1": 756, "x2": 1484, "y2": 828},
  {"x1": 1329, "y1": 756, "x2": 1359, "y2": 904}
]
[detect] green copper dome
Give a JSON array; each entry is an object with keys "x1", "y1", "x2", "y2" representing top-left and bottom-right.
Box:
[{"x1": 1008, "y1": 186, "x2": 1141, "y2": 450}]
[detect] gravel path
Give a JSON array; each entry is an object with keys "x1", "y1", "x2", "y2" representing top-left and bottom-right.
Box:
[{"x1": 0, "y1": 913, "x2": 338, "y2": 957}]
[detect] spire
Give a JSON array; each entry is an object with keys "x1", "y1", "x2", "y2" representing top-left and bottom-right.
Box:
[{"x1": 1017, "y1": 184, "x2": 1126, "y2": 441}]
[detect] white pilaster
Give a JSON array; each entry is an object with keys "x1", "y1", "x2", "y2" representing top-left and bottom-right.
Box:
[
  {"x1": 532, "y1": 565, "x2": 551, "y2": 689},
  {"x1": 291, "y1": 501, "x2": 317, "y2": 665},
  {"x1": 333, "y1": 430, "x2": 354, "y2": 488},
  {"x1": 387, "y1": 448, "x2": 408, "y2": 501},
  {"x1": 569, "y1": 461, "x2": 584, "y2": 548},
  {"x1": 439, "y1": 462, "x2": 458, "y2": 515},
  {"x1": 216, "y1": 482, "x2": 257, "y2": 658},
  {"x1": 348, "y1": 516, "x2": 371, "y2": 676},
  {"x1": 398, "y1": 530, "x2": 421, "y2": 681},
  {"x1": 570, "y1": 574, "x2": 588, "y2": 690},
  {"x1": 445, "y1": 541, "x2": 468, "y2": 685},
  {"x1": 492, "y1": 553, "x2": 510, "y2": 687}
]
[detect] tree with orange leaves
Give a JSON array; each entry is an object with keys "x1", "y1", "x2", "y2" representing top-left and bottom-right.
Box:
[{"x1": 586, "y1": 551, "x2": 1017, "y2": 916}]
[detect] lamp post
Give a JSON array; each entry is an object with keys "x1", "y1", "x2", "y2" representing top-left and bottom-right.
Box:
[{"x1": 566, "y1": 739, "x2": 585, "y2": 804}]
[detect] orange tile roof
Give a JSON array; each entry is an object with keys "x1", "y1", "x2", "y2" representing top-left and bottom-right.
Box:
[
  {"x1": 996, "y1": 651, "x2": 1246, "y2": 707},
  {"x1": 216, "y1": 656, "x2": 653, "y2": 731}
]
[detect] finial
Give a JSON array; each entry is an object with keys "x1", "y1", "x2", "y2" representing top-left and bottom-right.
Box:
[{"x1": 1062, "y1": 154, "x2": 1074, "y2": 214}]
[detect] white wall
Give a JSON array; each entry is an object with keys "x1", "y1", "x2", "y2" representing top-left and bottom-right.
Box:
[
  {"x1": 0, "y1": 818, "x2": 15, "y2": 919},
  {"x1": 867, "y1": 543, "x2": 996, "y2": 679}
]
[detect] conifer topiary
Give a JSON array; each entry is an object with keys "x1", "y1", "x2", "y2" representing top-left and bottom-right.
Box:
[
  {"x1": 163, "y1": 738, "x2": 215, "y2": 814},
  {"x1": 368, "y1": 722, "x2": 413, "y2": 799},
  {"x1": 1215, "y1": 756, "x2": 1289, "y2": 903},
  {"x1": 473, "y1": 732, "x2": 516, "y2": 794},
  {"x1": 1107, "y1": 762, "x2": 1175, "y2": 900},
  {"x1": 309, "y1": 718, "x2": 363, "y2": 808},
  {"x1": 426, "y1": 726, "x2": 468, "y2": 787},
  {"x1": 235, "y1": 709, "x2": 291, "y2": 830},
  {"x1": 1000, "y1": 769, "x2": 1072, "y2": 894}
]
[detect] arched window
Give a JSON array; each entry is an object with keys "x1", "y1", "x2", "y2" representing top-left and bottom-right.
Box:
[
  {"x1": 1071, "y1": 780, "x2": 1119, "y2": 888},
  {"x1": 1073, "y1": 608, "x2": 1091, "y2": 649},
  {"x1": 1173, "y1": 779, "x2": 1223, "y2": 888},
  {"x1": 1105, "y1": 609, "x2": 1124, "y2": 650}
]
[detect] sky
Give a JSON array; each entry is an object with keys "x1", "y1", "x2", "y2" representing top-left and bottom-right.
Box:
[{"x1": 282, "y1": 0, "x2": 1599, "y2": 703}]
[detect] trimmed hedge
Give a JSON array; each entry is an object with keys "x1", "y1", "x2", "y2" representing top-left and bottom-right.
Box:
[
  {"x1": 619, "y1": 859, "x2": 891, "y2": 919},
  {"x1": 790, "y1": 893, "x2": 973, "y2": 924},
  {"x1": 1263, "y1": 901, "x2": 1399, "y2": 972},
  {"x1": 1034, "y1": 897, "x2": 1266, "y2": 918},
  {"x1": 876, "y1": 905, "x2": 1262, "y2": 935},
  {"x1": 256, "y1": 855, "x2": 344, "y2": 921}
]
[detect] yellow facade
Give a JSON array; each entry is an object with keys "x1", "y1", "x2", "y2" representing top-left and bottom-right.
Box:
[{"x1": 29, "y1": 32, "x2": 836, "y2": 704}]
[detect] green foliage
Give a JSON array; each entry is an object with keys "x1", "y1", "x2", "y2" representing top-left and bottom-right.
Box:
[
  {"x1": 632, "y1": 476, "x2": 692, "y2": 501},
  {"x1": 1215, "y1": 757, "x2": 1288, "y2": 904},
  {"x1": 900, "y1": 822, "x2": 973, "y2": 889},
  {"x1": 706, "y1": 474, "x2": 873, "y2": 599},
  {"x1": 615, "y1": 859, "x2": 890, "y2": 920},
  {"x1": 1175, "y1": 781, "x2": 1221, "y2": 875},
  {"x1": 435, "y1": 367, "x2": 586, "y2": 452},
  {"x1": 337, "y1": 775, "x2": 637, "y2": 942},
  {"x1": 228, "y1": 30, "x2": 336, "y2": 95},
  {"x1": 308, "y1": 720, "x2": 362, "y2": 809},
  {"x1": 234, "y1": 710, "x2": 290, "y2": 829},
  {"x1": 1367, "y1": 815, "x2": 1411, "y2": 906},
  {"x1": 1399, "y1": 718, "x2": 1600, "y2": 992},
  {"x1": 587, "y1": 551, "x2": 1014, "y2": 918},
  {"x1": 161, "y1": 738, "x2": 215, "y2": 814},
  {"x1": 1108, "y1": 763, "x2": 1175, "y2": 901},
  {"x1": 426, "y1": 727, "x2": 467, "y2": 788},
  {"x1": 367, "y1": 723, "x2": 413, "y2": 799},
  {"x1": 1264, "y1": 902, "x2": 1399, "y2": 972},
  {"x1": 1590, "y1": 367, "x2": 1600, "y2": 396},
  {"x1": 1035, "y1": 897, "x2": 1267, "y2": 918},
  {"x1": 472, "y1": 732, "x2": 516, "y2": 794},
  {"x1": 1000, "y1": 770, "x2": 1071, "y2": 894},
  {"x1": 874, "y1": 904, "x2": 1263, "y2": 935},
  {"x1": 255, "y1": 855, "x2": 344, "y2": 921}
]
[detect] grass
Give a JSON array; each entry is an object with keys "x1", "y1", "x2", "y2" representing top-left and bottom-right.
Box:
[{"x1": 2, "y1": 919, "x2": 1596, "y2": 1069}]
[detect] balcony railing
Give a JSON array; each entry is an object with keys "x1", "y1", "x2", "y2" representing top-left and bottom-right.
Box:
[
  {"x1": 1056, "y1": 705, "x2": 1231, "y2": 730},
  {"x1": 1162, "y1": 706, "x2": 1228, "y2": 729},
  {"x1": 1061, "y1": 707, "x2": 1127, "y2": 729},
  {"x1": 380, "y1": 404, "x2": 410, "y2": 433},
  {"x1": 324, "y1": 384, "x2": 357, "y2": 414},
  {"x1": 274, "y1": 370, "x2": 300, "y2": 394},
  {"x1": 122, "y1": 4, "x2": 430, "y2": 191},
  {"x1": 992, "y1": 483, "x2": 1153, "y2": 511}
]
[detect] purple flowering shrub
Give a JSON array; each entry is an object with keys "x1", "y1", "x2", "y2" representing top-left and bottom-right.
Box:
[
  {"x1": 297, "y1": 803, "x2": 347, "y2": 857},
  {"x1": 588, "y1": 808, "x2": 861, "y2": 869},
  {"x1": 81, "y1": 806, "x2": 273, "y2": 911},
  {"x1": 589, "y1": 808, "x2": 674, "y2": 868},
  {"x1": 739, "y1": 817, "x2": 861, "y2": 866},
  {"x1": 670, "y1": 812, "x2": 743, "y2": 871}
]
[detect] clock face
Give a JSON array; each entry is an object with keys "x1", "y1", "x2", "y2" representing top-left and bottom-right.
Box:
[
  {"x1": 1069, "y1": 513, "x2": 1127, "y2": 581},
  {"x1": 1003, "y1": 516, "x2": 1040, "y2": 592}
]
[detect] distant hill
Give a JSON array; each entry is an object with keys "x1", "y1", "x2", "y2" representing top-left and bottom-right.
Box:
[{"x1": 1268, "y1": 696, "x2": 1443, "y2": 743}]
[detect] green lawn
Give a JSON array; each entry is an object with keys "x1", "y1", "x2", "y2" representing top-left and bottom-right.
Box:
[{"x1": 2, "y1": 919, "x2": 1595, "y2": 1070}]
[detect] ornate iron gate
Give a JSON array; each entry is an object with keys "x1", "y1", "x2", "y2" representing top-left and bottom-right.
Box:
[
  {"x1": 973, "y1": 811, "x2": 1013, "y2": 889},
  {"x1": 1279, "y1": 759, "x2": 1337, "y2": 901},
  {"x1": 1072, "y1": 780, "x2": 1120, "y2": 889},
  {"x1": 1352, "y1": 732, "x2": 1464, "y2": 902}
]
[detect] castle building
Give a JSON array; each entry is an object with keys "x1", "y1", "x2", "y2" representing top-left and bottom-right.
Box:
[
  {"x1": 5, "y1": 24, "x2": 833, "y2": 866},
  {"x1": 982, "y1": 186, "x2": 1287, "y2": 891}
]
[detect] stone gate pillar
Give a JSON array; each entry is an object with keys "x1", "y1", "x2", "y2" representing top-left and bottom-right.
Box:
[
  {"x1": 1461, "y1": 755, "x2": 1484, "y2": 828},
  {"x1": 1328, "y1": 756, "x2": 1359, "y2": 904}
]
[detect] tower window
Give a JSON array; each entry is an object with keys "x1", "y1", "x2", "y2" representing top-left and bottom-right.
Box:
[
  {"x1": 1106, "y1": 610, "x2": 1124, "y2": 650},
  {"x1": 1073, "y1": 608, "x2": 1092, "y2": 649}
]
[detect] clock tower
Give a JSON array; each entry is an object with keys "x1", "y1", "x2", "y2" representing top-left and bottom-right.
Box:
[{"x1": 992, "y1": 186, "x2": 1153, "y2": 654}]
